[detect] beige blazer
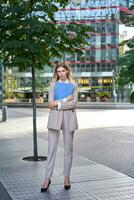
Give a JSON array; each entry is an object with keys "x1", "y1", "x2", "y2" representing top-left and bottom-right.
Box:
[{"x1": 47, "y1": 81, "x2": 78, "y2": 131}]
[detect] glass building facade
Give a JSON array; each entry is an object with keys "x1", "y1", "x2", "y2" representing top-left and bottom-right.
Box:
[
  {"x1": 8, "y1": 0, "x2": 134, "y2": 101},
  {"x1": 44, "y1": 0, "x2": 134, "y2": 95},
  {"x1": 52, "y1": 0, "x2": 120, "y2": 91}
]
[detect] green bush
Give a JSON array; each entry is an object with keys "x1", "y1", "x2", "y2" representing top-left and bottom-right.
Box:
[
  {"x1": 16, "y1": 93, "x2": 24, "y2": 99},
  {"x1": 4, "y1": 92, "x2": 15, "y2": 99},
  {"x1": 96, "y1": 91, "x2": 110, "y2": 98},
  {"x1": 130, "y1": 92, "x2": 134, "y2": 103},
  {"x1": 96, "y1": 92, "x2": 101, "y2": 97}
]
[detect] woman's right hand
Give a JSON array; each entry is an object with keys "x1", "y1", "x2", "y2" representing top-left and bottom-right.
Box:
[
  {"x1": 49, "y1": 101, "x2": 58, "y2": 109},
  {"x1": 67, "y1": 95, "x2": 74, "y2": 101}
]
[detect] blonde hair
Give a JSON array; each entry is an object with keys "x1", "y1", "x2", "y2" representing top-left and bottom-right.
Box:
[{"x1": 52, "y1": 62, "x2": 75, "y2": 83}]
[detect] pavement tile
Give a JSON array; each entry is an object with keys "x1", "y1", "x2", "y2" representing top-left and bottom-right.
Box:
[{"x1": 1, "y1": 136, "x2": 134, "y2": 200}]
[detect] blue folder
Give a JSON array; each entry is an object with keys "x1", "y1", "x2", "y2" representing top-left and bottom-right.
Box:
[{"x1": 54, "y1": 82, "x2": 74, "y2": 100}]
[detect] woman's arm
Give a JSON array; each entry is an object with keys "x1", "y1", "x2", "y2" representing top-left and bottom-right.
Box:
[
  {"x1": 58, "y1": 83, "x2": 78, "y2": 110},
  {"x1": 48, "y1": 82, "x2": 74, "y2": 109},
  {"x1": 48, "y1": 81, "x2": 55, "y2": 103}
]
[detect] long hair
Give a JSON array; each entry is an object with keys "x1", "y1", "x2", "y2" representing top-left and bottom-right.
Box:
[{"x1": 52, "y1": 62, "x2": 75, "y2": 83}]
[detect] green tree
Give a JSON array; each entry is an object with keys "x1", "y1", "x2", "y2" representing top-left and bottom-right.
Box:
[
  {"x1": 0, "y1": 0, "x2": 93, "y2": 160},
  {"x1": 117, "y1": 8, "x2": 134, "y2": 86},
  {"x1": 3, "y1": 68, "x2": 17, "y2": 99},
  {"x1": 35, "y1": 69, "x2": 45, "y2": 93}
]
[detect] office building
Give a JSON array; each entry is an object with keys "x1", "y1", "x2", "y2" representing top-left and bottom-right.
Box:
[{"x1": 8, "y1": 0, "x2": 134, "y2": 100}]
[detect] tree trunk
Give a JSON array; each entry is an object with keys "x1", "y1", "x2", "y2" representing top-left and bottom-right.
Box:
[{"x1": 31, "y1": 66, "x2": 38, "y2": 161}]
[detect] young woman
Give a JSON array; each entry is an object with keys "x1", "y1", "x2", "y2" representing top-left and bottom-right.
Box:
[{"x1": 41, "y1": 62, "x2": 78, "y2": 192}]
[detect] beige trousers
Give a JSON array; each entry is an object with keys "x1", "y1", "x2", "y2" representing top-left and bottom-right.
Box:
[{"x1": 45, "y1": 112, "x2": 74, "y2": 178}]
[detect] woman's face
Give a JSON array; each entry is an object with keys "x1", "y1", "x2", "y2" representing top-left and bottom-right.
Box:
[{"x1": 56, "y1": 67, "x2": 68, "y2": 81}]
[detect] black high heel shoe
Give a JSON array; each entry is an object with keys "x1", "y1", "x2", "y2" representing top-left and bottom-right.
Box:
[
  {"x1": 41, "y1": 180, "x2": 51, "y2": 193},
  {"x1": 64, "y1": 179, "x2": 71, "y2": 190},
  {"x1": 64, "y1": 185, "x2": 71, "y2": 190}
]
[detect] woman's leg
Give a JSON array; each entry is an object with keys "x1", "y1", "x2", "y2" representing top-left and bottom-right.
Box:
[
  {"x1": 63, "y1": 129, "x2": 74, "y2": 177},
  {"x1": 62, "y1": 112, "x2": 74, "y2": 177},
  {"x1": 41, "y1": 129, "x2": 60, "y2": 191},
  {"x1": 45, "y1": 129, "x2": 60, "y2": 178},
  {"x1": 62, "y1": 125, "x2": 74, "y2": 189},
  {"x1": 61, "y1": 112, "x2": 75, "y2": 189}
]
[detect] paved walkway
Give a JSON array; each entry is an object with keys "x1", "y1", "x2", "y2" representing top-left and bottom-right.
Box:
[
  {"x1": 1, "y1": 133, "x2": 134, "y2": 200},
  {"x1": 1, "y1": 108, "x2": 134, "y2": 200}
]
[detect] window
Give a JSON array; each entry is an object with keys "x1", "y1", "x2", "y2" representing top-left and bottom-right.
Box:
[
  {"x1": 77, "y1": 53, "x2": 81, "y2": 61},
  {"x1": 86, "y1": 64, "x2": 91, "y2": 72},
  {"x1": 95, "y1": 49, "x2": 101, "y2": 61},
  {"x1": 106, "y1": 35, "x2": 112, "y2": 45},
  {"x1": 91, "y1": 64, "x2": 95, "y2": 72},
  {"x1": 101, "y1": 63, "x2": 105, "y2": 71},
  {"x1": 76, "y1": 64, "x2": 81, "y2": 73},
  {"x1": 96, "y1": 63, "x2": 101, "y2": 72},
  {"x1": 71, "y1": 64, "x2": 75, "y2": 73},
  {"x1": 81, "y1": 64, "x2": 86, "y2": 72},
  {"x1": 111, "y1": 48, "x2": 117, "y2": 61},
  {"x1": 101, "y1": 49, "x2": 106, "y2": 60},
  {"x1": 86, "y1": 50, "x2": 91, "y2": 61},
  {"x1": 105, "y1": 63, "x2": 111, "y2": 71},
  {"x1": 92, "y1": 77, "x2": 98, "y2": 86},
  {"x1": 101, "y1": 36, "x2": 106, "y2": 44},
  {"x1": 65, "y1": 53, "x2": 72, "y2": 61}
]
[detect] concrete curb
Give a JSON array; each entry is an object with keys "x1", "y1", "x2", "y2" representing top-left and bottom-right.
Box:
[{"x1": 3, "y1": 102, "x2": 134, "y2": 109}]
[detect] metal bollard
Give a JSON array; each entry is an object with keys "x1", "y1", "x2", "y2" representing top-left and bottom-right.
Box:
[{"x1": 2, "y1": 106, "x2": 7, "y2": 122}]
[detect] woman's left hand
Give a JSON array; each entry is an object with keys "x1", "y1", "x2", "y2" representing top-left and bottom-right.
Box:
[
  {"x1": 49, "y1": 101, "x2": 58, "y2": 109},
  {"x1": 67, "y1": 95, "x2": 74, "y2": 101}
]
